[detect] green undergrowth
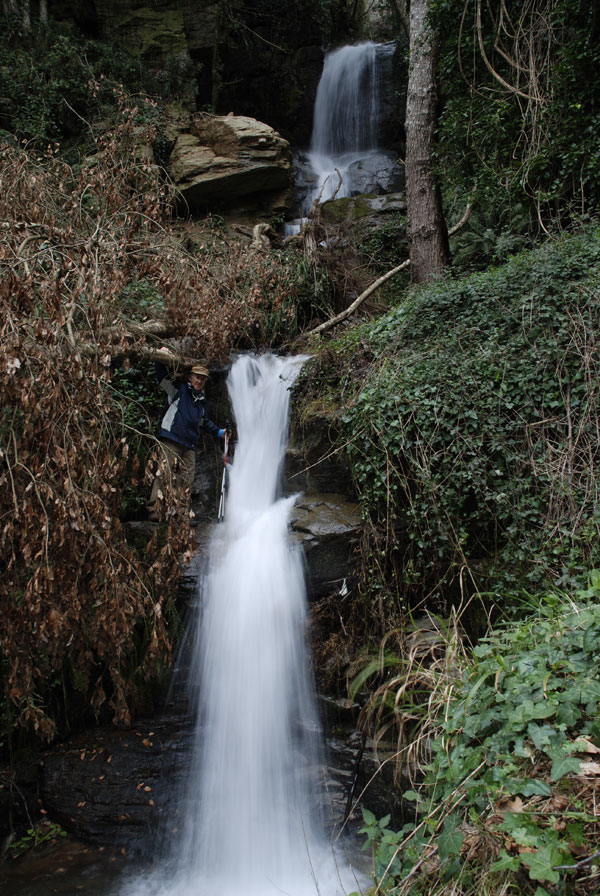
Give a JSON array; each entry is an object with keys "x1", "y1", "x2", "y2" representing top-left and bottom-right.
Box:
[
  {"x1": 335, "y1": 226, "x2": 600, "y2": 605},
  {"x1": 0, "y1": 20, "x2": 189, "y2": 150},
  {"x1": 357, "y1": 573, "x2": 600, "y2": 896},
  {"x1": 8, "y1": 820, "x2": 68, "y2": 856}
]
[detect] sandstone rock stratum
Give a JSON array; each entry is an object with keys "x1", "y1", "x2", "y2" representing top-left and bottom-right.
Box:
[{"x1": 169, "y1": 114, "x2": 293, "y2": 214}]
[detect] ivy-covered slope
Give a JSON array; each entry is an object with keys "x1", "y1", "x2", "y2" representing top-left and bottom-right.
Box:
[
  {"x1": 358, "y1": 576, "x2": 600, "y2": 896},
  {"x1": 332, "y1": 228, "x2": 600, "y2": 603},
  {"x1": 322, "y1": 230, "x2": 600, "y2": 895}
]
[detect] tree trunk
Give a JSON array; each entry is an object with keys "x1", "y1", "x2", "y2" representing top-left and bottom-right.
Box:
[
  {"x1": 39, "y1": 0, "x2": 48, "y2": 24},
  {"x1": 21, "y1": 0, "x2": 31, "y2": 31},
  {"x1": 405, "y1": 0, "x2": 450, "y2": 283}
]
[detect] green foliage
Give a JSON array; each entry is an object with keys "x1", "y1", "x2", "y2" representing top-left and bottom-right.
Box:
[
  {"x1": 1, "y1": 32, "x2": 94, "y2": 144},
  {"x1": 358, "y1": 211, "x2": 409, "y2": 274},
  {"x1": 432, "y1": 0, "x2": 600, "y2": 235},
  {"x1": 341, "y1": 228, "x2": 600, "y2": 600},
  {"x1": 361, "y1": 575, "x2": 600, "y2": 895},
  {"x1": 10, "y1": 820, "x2": 68, "y2": 856},
  {"x1": 450, "y1": 201, "x2": 532, "y2": 272},
  {"x1": 0, "y1": 20, "x2": 188, "y2": 149},
  {"x1": 118, "y1": 279, "x2": 164, "y2": 319},
  {"x1": 235, "y1": 248, "x2": 332, "y2": 347}
]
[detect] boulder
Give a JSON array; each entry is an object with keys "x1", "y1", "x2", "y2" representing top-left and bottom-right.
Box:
[
  {"x1": 168, "y1": 114, "x2": 293, "y2": 214},
  {"x1": 289, "y1": 151, "x2": 405, "y2": 220},
  {"x1": 320, "y1": 191, "x2": 407, "y2": 225},
  {"x1": 346, "y1": 151, "x2": 405, "y2": 196}
]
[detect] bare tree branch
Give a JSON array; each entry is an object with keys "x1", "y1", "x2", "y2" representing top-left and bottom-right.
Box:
[{"x1": 306, "y1": 258, "x2": 411, "y2": 338}]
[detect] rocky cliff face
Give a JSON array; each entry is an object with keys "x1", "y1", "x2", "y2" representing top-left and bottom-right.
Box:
[{"x1": 53, "y1": 0, "x2": 329, "y2": 144}]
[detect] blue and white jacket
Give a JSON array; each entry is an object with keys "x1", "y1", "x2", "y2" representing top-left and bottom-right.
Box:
[{"x1": 155, "y1": 363, "x2": 223, "y2": 450}]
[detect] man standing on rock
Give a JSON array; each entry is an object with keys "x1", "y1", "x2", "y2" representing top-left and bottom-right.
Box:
[{"x1": 146, "y1": 358, "x2": 228, "y2": 523}]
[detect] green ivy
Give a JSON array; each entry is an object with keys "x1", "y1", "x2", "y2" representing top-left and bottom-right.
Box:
[
  {"x1": 361, "y1": 573, "x2": 600, "y2": 895},
  {"x1": 341, "y1": 228, "x2": 600, "y2": 601}
]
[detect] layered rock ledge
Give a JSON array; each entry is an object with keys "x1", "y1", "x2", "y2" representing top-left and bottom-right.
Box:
[{"x1": 169, "y1": 114, "x2": 292, "y2": 215}]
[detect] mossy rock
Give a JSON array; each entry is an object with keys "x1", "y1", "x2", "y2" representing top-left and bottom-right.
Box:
[
  {"x1": 321, "y1": 192, "x2": 407, "y2": 226},
  {"x1": 109, "y1": 6, "x2": 188, "y2": 59}
]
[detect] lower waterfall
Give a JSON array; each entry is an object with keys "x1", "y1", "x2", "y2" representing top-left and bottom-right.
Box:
[{"x1": 118, "y1": 353, "x2": 363, "y2": 896}]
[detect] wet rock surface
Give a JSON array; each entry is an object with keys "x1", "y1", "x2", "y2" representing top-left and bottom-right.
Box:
[
  {"x1": 287, "y1": 404, "x2": 356, "y2": 498},
  {"x1": 290, "y1": 494, "x2": 362, "y2": 598},
  {"x1": 39, "y1": 708, "x2": 193, "y2": 856},
  {"x1": 346, "y1": 151, "x2": 405, "y2": 196},
  {"x1": 289, "y1": 152, "x2": 405, "y2": 221},
  {"x1": 0, "y1": 839, "x2": 124, "y2": 896},
  {"x1": 171, "y1": 489, "x2": 362, "y2": 605},
  {"x1": 35, "y1": 698, "x2": 397, "y2": 856}
]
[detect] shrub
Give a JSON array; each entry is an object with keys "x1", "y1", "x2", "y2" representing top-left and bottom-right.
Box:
[{"x1": 341, "y1": 228, "x2": 600, "y2": 604}]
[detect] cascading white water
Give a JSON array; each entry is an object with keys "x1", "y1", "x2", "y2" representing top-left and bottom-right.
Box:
[
  {"x1": 305, "y1": 41, "x2": 395, "y2": 210},
  {"x1": 312, "y1": 43, "x2": 381, "y2": 158},
  {"x1": 118, "y1": 354, "x2": 363, "y2": 896}
]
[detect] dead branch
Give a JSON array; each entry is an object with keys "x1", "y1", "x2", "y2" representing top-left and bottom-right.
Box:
[
  {"x1": 306, "y1": 259, "x2": 411, "y2": 337},
  {"x1": 112, "y1": 345, "x2": 199, "y2": 368},
  {"x1": 75, "y1": 338, "x2": 199, "y2": 369},
  {"x1": 448, "y1": 201, "x2": 473, "y2": 236},
  {"x1": 102, "y1": 318, "x2": 173, "y2": 340},
  {"x1": 305, "y1": 203, "x2": 473, "y2": 338}
]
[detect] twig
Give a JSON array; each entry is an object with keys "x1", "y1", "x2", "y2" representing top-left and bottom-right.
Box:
[
  {"x1": 373, "y1": 760, "x2": 486, "y2": 895},
  {"x1": 288, "y1": 431, "x2": 366, "y2": 479},
  {"x1": 553, "y1": 850, "x2": 600, "y2": 872}
]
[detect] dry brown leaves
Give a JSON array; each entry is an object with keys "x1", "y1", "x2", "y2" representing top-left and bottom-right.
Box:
[
  {"x1": 0, "y1": 84, "x2": 315, "y2": 740},
  {"x1": 0, "y1": 104, "x2": 192, "y2": 739}
]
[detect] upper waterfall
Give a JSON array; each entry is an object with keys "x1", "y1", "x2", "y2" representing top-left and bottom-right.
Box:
[
  {"x1": 288, "y1": 41, "x2": 399, "y2": 228},
  {"x1": 310, "y1": 42, "x2": 387, "y2": 157}
]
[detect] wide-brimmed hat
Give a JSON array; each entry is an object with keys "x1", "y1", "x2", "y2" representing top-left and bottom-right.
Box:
[{"x1": 190, "y1": 364, "x2": 209, "y2": 377}]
